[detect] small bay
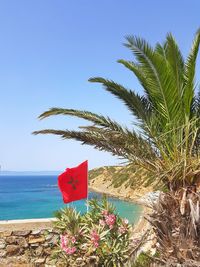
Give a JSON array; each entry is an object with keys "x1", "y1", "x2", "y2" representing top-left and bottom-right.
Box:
[{"x1": 0, "y1": 175, "x2": 141, "y2": 223}]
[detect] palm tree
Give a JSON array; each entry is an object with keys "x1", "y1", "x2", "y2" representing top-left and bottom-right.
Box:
[{"x1": 34, "y1": 29, "x2": 200, "y2": 265}]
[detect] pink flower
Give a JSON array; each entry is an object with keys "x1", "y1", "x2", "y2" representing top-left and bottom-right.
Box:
[
  {"x1": 71, "y1": 236, "x2": 76, "y2": 244},
  {"x1": 105, "y1": 214, "x2": 116, "y2": 227},
  {"x1": 63, "y1": 246, "x2": 77, "y2": 255},
  {"x1": 99, "y1": 219, "x2": 106, "y2": 226},
  {"x1": 102, "y1": 210, "x2": 108, "y2": 216},
  {"x1": 123, "y1": 218, "x2": 129, "y2": 225},
  {"x1": 94, "y1": 242, "x2": 99, "y2": 248},
  {"x1": 118, "y1": 226, "x2": 127, "y2": 234},
  {"x1": 91, "y1": 229, "x2": 100, "y2": 242},
  {"x1": 60, "y1": 234, "x2": 77, "y2": 255},
  {"x1": 91, "y1": 229, "x2": 100, "y2": 248},
  {"x1": 60, "y1": 234, "x2": 68, "y2": 248}
]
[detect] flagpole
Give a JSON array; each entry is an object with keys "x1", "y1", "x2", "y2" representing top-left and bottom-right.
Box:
[{"x1": 86, "y1": 160, "x2": 89, "y2": 213}]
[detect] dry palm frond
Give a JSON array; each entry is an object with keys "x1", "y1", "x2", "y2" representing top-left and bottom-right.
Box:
[{"x1": 147, "y1": 190, "x2": 200, "y2": 266}]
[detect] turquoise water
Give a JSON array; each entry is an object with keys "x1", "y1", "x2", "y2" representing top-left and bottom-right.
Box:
[{"x1": 0, "y1": 175, "x2": 141, "y2": 223}]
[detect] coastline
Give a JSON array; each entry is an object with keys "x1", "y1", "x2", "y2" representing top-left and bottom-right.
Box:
[
  {"x1": 88, "y1": 185, "x2": 139, "y2": 203},
  {"x1": 0, "y1": 186, "x2": 147, "y2": 232},
  {"x1": 0, "y1": 218, "x2": 56, "y2": 232}
]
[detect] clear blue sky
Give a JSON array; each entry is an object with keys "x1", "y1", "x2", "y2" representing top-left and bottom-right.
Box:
[{"x1": 0, "y1": 0, "x2": 200, "y2": 171}]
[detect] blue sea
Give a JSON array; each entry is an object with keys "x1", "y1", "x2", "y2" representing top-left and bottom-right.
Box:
[{"x1": 0, "y1": 175, "x2": 141, "y2": 224}]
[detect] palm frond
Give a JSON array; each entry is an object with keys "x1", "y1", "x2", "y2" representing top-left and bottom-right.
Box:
[
  {"x1": 89, "y1": 77, "x2": 151, "y2": 124},
  {"x1": 194, "y1": 89, "x2": 200, "y2": 117},
  {"x1": 124, "y1": 36, "x2": 182, "y2": 125},
  {"x1": 38, "y1": 108, "x2": 124, "y2": 132},
  {"x1": 183, "y1": 28, "x2": 200, "y2": 116},
  {"x1": 165, "y1": 33, "x2": 184, "y2": 95},
  {"x1": 117, "y1": 59, "x2": 150, "y2": 98},
  {"x1": 33, "y1": 127, "x2": 156, "y2": 163},
  {"x1": 155, "y1": 41, "x2": 167, "y2": 59}
]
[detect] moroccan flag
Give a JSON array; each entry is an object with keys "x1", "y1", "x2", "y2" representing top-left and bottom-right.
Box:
[{"x1": 58, "y1": 160, "x2": 88, "y2": 204}]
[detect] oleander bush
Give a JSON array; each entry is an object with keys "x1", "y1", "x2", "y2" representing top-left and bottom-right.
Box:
[{"x1": 52, "y1": 198, "x2": 132, "y2": 267}]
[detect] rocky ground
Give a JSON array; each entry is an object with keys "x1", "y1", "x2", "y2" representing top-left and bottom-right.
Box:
[{"x1": 0, "y1": 225, "x2": 61, "y2": 267}]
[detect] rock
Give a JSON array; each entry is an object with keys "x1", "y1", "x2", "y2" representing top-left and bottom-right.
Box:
[
  {"x1": 45, "y1": 233, "x2": 53, "y2": 241},
  {"x1": 0, "y1": 231, "x2": 12, "y2": 238},
  {"x1": 52, "y1": 229, "x2": 60, "y2": 234},
  {"x1": 44, "y1": 247, "x2": 51, "y2": 255},
  {"x1": 17, "y1": 237, "x2": 28, "y2": 248},
  {"x1": 80, "y1": 243, "x2": 88, "y2": 251},
  {"x1": 28, "y1": 236, "x2": 45, "y2": 244},
  {"x1": 0, "y1": 249, "x2": 6, "y2": 257},
  {"x1": 23, "y1": 249, "x2": 31, "y2": 259},
  {"x1": 89, "y1": 255, "x2": 99, "y2": 262},
  {"x1": 35, "y1": 258, "x2": 45, "y2": 265},
  {"x1": 10, "y1": 255, "x2": 30, "y2": 265},
  {"x1": 43, "y1": 242, "x2": 49, "y2": 247},
  {"x1": 0, "y1": 239, "x2": 6, "y2": 249},
  {"x1": 35, "y1": 246, "x2": 43, "y2": 256},
  {"x1": 41, "y1": 229, "x2": 50, "y2": 234},
  {"x1": 0, "y1": 227, "x2": 63, "y2": 265},
  {"x1": 76, "y1": 257, "x2": 84, "y2": 263},
  {"x1": 45, "y1": 257, "x2": 55, "y2": 265},
  {"x1": 46, "y1": 229, "x2": 53, "y2": 233},
  {"x1": 6, "y1": 236, "x2": 16, "y2": 244},
  {"x1": 48, "y1": 235, "x2": 58, "y2": 245},
  {"x1": 30, "y1": 243, "x2": 39, "y2": 247},
  {"x1": 12, "y1": 230, "x2": 30, "y2": 236},
  {"x1": 6, "y1": 236, "x2": 28, "y2": 248},
  {"x1": 0, "y1": 257, "x2": 29, "y2": 266},
  {"x1": 45, "y1": 259, "x2": 57, "y2": 267},
  {"x1": 6, "y1": 245, "x2": 20, "y2": 256},
  {"x1": 31, "y1": 230, "x2": 41, "y2": 235}
]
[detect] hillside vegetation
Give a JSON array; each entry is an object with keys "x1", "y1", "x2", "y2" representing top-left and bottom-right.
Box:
[{"x1": 89, "y1": 165, "x2": 155, "y2": 200}]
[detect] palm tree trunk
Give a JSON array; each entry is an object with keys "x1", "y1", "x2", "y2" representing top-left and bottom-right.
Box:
[{"x1": 147, "y1": 188, "x2": 200, "y2": 266}]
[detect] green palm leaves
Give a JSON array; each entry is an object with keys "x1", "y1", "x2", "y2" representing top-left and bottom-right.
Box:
[
  {"x1": 33, "y1": 29, "x2": 200, "y2": 189},
  {"x1": 35, "y1": 107, "x2": 156, "y2": 162}
]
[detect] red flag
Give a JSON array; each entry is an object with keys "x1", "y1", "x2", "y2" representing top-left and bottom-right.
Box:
[{"x1": 58, "y1": 160, "x2": 88, "y2": 204}]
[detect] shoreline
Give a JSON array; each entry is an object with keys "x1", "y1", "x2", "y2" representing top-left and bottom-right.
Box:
[
  {"x1": 0, "y1": 218, "x2": 56, "y2": 232},
  {"x1": 88, "y1": 185, "x2": 142, "y2": 204},
  {"x1": 0, "y1": 187, "x2": 147, "y2": 231}
]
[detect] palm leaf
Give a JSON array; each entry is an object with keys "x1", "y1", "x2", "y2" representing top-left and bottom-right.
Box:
[
  {"x1": 155, "y1": 41, "x2": 167, "y2": 59},
  {"x1": 124, "y1": 36, "x2": 181, "y2": 125},
  {"x1": 183, "y1": 28, "x2": 200, "y2": 117},
  {"x1": 165, "y1": 33, "x2": 184, "y2": 95},
  {"x1": 89, "y1": 77, "x2": 151, "y2": 124},
  {"x1": 117, "y1": 59, "x2": 151, "y2": 100},
  {"x1": 33, "y1": 127, "x2": 156, "y2": 163},
  {"x1": 38, "y1": 108, "x2": 124, "y2": 132}
]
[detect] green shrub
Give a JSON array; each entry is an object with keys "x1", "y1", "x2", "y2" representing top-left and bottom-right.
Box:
[
  {"x1": 131, "y1": 252, "x2": 152, "y2": 267},
  {"x1": 52, "y1": 198, "x2": 132, "y2": 266}
]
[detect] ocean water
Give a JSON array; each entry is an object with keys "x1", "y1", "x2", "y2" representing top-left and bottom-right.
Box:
[{"x1": 0, "y1": 175, "x2": 141, "y2": 224}]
